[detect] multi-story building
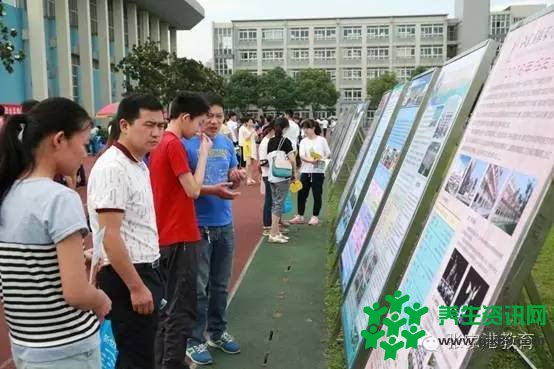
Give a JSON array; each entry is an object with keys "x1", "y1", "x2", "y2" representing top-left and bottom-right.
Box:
[
  {"x1": 214, "y1": 14, "x2": 449, "y2": 110},
  {"x1": 0, "y1": 0, "x2": 204, "y2": 115},
  {"x1": 490, "y1": 4, "x2": 546, "y2": 45}
]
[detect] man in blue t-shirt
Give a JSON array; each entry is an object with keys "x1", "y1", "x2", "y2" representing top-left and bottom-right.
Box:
[{"x1": 183, "y1": 93, "x2": 246, "y2": 366}]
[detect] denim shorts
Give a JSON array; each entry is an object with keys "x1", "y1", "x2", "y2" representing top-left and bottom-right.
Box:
[{"x1": 13, "y1": 347, "x2": 101, "y2": 369}]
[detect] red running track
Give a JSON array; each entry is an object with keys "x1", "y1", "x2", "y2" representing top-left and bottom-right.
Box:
[{"x1": 0, "y1": 157, "x2": 264, "y2": 369}]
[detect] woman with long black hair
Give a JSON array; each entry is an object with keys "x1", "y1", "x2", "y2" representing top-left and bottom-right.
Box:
[{"x1": 0, "y1": 98, "x2": 111, "y2": 368}]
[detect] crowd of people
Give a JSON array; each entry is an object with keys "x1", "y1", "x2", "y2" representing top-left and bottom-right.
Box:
[{"x1": 0, "y1": 93, "x2": 332, "y2": 369}]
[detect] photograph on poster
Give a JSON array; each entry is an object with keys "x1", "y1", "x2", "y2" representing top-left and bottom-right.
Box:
[
  {"x1": 427, "y1": 105, "x2": 445, "y2": 128},
  {"x1": 456, "y1": 158, "x2": 488, "y2": 206},
  {"x1": 453, "y1": 267, "x2": 490, "y2": 335},
  {"x1": 470, "y1": 164, "x2": 510, "y2": 219},
  {"x1": 445, "y1": 154, "x2": 472, "y2": 195},
  {"x1": 489, "y1": 171, "x2": 537, "y2": 236},
  {"x1": 402, "y1": 80, "x2": 428, "y2": 108},
  {"x1": 380, "y1": 145, "x2": 402, "y2": 171},
  {"x1": 353, "y1": 272, "x2": 366, "y2": 306},
  {"x1": 418, "y1": 142, "x2": 441, "y2": 177},
  {"x1": 437, "y1": 248, "x2": 469, "y2": 306}
]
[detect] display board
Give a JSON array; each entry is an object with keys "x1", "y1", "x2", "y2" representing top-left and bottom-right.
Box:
[
  {"x1": 339, "y1": 40, "x2": 497, "y2": 369},
  {"x1": 331, "y1": 102, "x2": 370, "y2": 183},
  {"x1": 365, "y1": 8, "x2": 554, "y2": 368},
  {"x1": 339, "y1": 72, "x2": 436, "y2": 292},
  {"x1": 335, "y1": 84, "x2": 406, "y2": 247},
  {"x1": 330, "y1": 104, "x2": 357, "y2": 156},
  {"x1": 338, "y1": 94, "x2": 390, "y2": 214}
]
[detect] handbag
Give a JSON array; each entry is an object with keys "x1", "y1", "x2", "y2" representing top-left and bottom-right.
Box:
[{"x1": 271, "y1": 138, "x2": 293, "y2": 178}]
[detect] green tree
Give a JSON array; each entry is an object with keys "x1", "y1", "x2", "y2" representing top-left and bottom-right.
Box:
[
  {"x1": 366, "y1": 72, "x2": 398, "y2": 110},
  {"x1": 115, "y1": 40, "x2": 225, "y2": 106},
  {"x1": 224, "y1": 70, "x2": 259, "y2": 113},
  {"x1": 258, "y1": 67, "x2": 297, "y2": 112},
  {"x1": 294, "y1": 68, "x2": 339, "y2": 114},
  {"x1": 0, "y1": 3, "x2": 25, "y2": 73},
  {"x1": 411, "y1": 66, "x2": 429, "y2": 78}
]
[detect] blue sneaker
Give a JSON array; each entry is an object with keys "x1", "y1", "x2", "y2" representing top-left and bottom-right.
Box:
[
  {"x1": 207, "y1": 332, "x2": 241, "y2": 354},
  {"x1": 186, "y1": 343, "x2": 213, "y2": 365}
]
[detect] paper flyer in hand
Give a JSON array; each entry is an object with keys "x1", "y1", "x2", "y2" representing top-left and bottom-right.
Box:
[{"x1": 89, "y1": 227, "x2": 105, "y2": 285}]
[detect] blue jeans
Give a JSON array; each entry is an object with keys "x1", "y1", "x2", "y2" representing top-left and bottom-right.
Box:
[
  {"x1": 263, "y1": 177, "x2": 272, "y2": 227},
  {"x1": 190, "y1": 224, "x2": 235, "y2": 345}
]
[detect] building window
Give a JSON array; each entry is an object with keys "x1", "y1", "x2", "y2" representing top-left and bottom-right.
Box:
[
  {"x1": 314, "y1": 48, "x2": 336, "y2": 60},
  {"x1": 397, "y1": 24, "x2": 416, "y2": 38},
  {"x1": 108, "y1": 0, "x2": 114, "y2": 41},
  {"x1": 367, "y1": 46, "x2": 389, "y2": 60},
  {"x1": 69, "y1": 0, "x2": 78, "y2": 27},
  {"x1": 290, "y1": 48, "x2": 309, "y2": 61},
  {"x1": 395, "y1": 67, "x2": 415, "y2": 82},
  {"x1": 239, "y1": 29, "x2": 257, "y2": 41},
  {"x1": 343, "y1": 68, "x2": 362, "y2": 80},
  {"x1": 239, "y1": 49, "x2": 257, "y2": 62},
  {"x1": 72, "y1": 55, "x2": 80, "y2": 103},
  {"x1": 314, "y1": 27, "x2": 336, "y2": 40},
  {"x1": 343, "y1": 47, "x2": 362, "y2": 59},
  {"x1": 367, "y1": 25, "x2": 389, "y2": 39},
  {"x1": 421, "y1": 45, "x2": 443, "y2": 58},
  {"x1": 215, "y1": 57, "x2": 233, "y2": 76},
  {"x1": 290, "y1": 27, "x2": 309, "y2": 41},
  {"x1": 326, "y1": 69, "x2": 336, "y2": 82},
  {"x1": 343, "y1": 26, "x2": 362, "y2": 40},
  {"x1": 447, "y1": 24, "x2": 457, "y2": 42},
  {"x1": 490, "y1": 14, "x2": 511, "y2": 35},
  {"x1": 343, "y1": 88, "x2": 362, "y2": 101},
  {"x1": 262, "y1": 28, "x2": 284, "y2": 41},
  {"x1": 43, "y1": 0, "x2": 55, "y2": 19},
  {"x1": 290, "y1": 70, "x2": 301, "y2": 79},
  {"x1": 216, "y1": 28, "x2": 233, "y2": 52},
  {"x1": 367, "y1": 67, "x2": 389, "y2": 79},
  {"x1": 123, "y1": 3, "x2": 128, "y2": 46},
  {"x1": 421, "y1": 24, "x2": 444, "y2": 38},
  {"x1": 90, "y1": 0, "x2": 98, "y2": 35},
  {"x1": 262, "y1": 49, "x2": 283, "y2": 61},
  {"x1": 396, "y1": 46, "x2": 415, "y2": 59}
]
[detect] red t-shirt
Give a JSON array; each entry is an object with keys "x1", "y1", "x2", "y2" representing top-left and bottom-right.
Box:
[{"x1": 149, "y1": 131, "x2": 201, "y2": 245}]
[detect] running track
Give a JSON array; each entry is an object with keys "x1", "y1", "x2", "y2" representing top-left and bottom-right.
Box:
[{"x1": 0, "y1": 157, "x2": 264, "y2": 369}]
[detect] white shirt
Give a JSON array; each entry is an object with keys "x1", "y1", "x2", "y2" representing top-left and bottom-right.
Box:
[
  {"x1": 238, "y1": 125, "x2": 250, "y2": 147},
  {"x1": 286, "y1": 120, "x2": 300, "y2": 148},
  {"x1": 87, "y1": 144, "x2": 160, "y2": 265},
  {"x1": 227, "y1": 119, "x2": 238, "y2": 143},
  {"x1": 320, "y1": 119, "x2": 329, "y2": 129},
  {"x1": 258, "y1": 136, "x2": 271, "y2": 177},
  {"x1": 299, "y1": 135, "x2": 331, "y2": 174}
]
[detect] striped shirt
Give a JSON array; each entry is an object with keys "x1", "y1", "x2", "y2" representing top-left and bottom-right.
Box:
[{"x1": 0, "y1": 178, "x2": 99, "y2": 361}]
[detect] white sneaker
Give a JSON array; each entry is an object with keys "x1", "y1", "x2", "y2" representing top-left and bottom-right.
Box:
[
  {"x1": 308, "y1": 216, "x2": 319, "y2": 226},
  {"x1": 279, "y1": 233, "x2": 290, "y2": 240},
  {"x1": 289, "y1": 215, "x2": 305, "y2": 224},
  {"x1": 268, "y1": 234, "x2": 288, "y2": 244}
]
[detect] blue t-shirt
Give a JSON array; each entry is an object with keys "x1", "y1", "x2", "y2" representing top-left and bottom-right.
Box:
[{"x1": 183, "y1": 134, "x2": 238, "y2": 227}]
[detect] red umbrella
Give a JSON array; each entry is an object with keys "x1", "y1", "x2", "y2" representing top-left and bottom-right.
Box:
[{"x1": 95, "y1": 102, "x2": 119, "y2": 119}]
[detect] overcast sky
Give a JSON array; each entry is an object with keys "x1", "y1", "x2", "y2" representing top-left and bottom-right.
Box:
[{"x1": 177, "y1": 0, "x2": 549, "y2": 63}]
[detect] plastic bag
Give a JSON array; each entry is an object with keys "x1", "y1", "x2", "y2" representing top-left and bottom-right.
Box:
[
  {"x1": 100, "y1": 320, "x2": 118, "y2": 369},
  {"x1": 282, "y1": 191, "x2": 293, "y2": 215}
]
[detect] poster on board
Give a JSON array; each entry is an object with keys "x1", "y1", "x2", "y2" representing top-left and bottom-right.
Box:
[
  {"x1": 331, "y1": 102, "x2": 369, "y2": 183},
  {"x1": 340, "y1": 72, "x2": 435, "y2": 292},
  {"x1": 331, "y1": 104, "x2": 357, "y2": 156},
  {"x1": 335, "y1": 84, "x2": 405, "y2": 246},
  {"x1": 338, "y1": 93, "x2": 391, "y2": 214},
  {"x1": 366, "y1": 9, "x2": 554, "y2": 369}
]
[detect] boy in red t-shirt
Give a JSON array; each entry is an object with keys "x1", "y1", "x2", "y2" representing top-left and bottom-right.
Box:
[{"x1": 149, "y1": 92, "x2": 212, "y2": 369}]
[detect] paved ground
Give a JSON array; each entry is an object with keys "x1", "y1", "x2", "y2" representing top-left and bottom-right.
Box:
[{"x1": 0, "y1": 156, "x2": 265, "y2": 369}]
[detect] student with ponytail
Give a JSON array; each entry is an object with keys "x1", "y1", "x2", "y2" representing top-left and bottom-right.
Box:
[{"x1": 0, "y1": 98, "x2": 112, "y2": 369}]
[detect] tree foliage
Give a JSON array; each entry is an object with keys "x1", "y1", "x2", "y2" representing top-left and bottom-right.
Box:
[
  {"x1": 257, "y1": 67, "x2": 297, "y2": 112},
  {"x1": 367, "y1": 72, "x2": 398, "y2": 110},
  {"x1": 411, "y1": 66, "x2": 429, "y2": 78},
  {"x1": 115, "y1": 40, "x2": 224, "y2": 106},
  {"x1": 0, "y1": 3, "x2": 25, "y2": 73},
  {"x1": 224, "y1": 70, "x2": 259, "y2": 113},
  {"x1": 294, "y1": 69, "x2": 339, "y2": 113}
]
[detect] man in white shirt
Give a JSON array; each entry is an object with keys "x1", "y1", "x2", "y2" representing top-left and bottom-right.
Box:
[
  {"x1": 226, "y1": 112, "x2": 239, "y2": 145},
  {"x1": 284, "y1": 110, "x2": 300, "y2": 148},
  {"x1": 320, "y1": 117, "x2": 329, "y2": 137}
]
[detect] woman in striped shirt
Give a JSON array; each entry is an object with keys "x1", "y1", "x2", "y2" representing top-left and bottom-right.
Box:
[{"x1": 0, "y1": 98, "x2": 111, "y2": 368}]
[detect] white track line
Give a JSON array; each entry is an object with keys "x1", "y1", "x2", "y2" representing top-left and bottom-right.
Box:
[{"x1": 228, "y1": 236, "x2": 265, "y2": 306}]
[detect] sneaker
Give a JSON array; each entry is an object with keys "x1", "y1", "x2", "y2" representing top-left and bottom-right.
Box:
[
  {"x1": 263, "y1": 229, "x2": 271, "y2": 236},
  {"x1": 278, "y1": 233, "x2": 290, "y2": 240},
  {"x1": 207, "y1": 332, "x2": 241, "y2": 354},
  {"x1": 268, "y1": 234, "x2": 288, "y2": 244},
  {"x1": 308, "y1": 216, "x2": 319, "y2": 226},
  {"x1": 186, "y1": 343, "x2": 214, "y2": 365},
  {"x1": 289, "y1": 215, "x2": 305, "y2": 224}
]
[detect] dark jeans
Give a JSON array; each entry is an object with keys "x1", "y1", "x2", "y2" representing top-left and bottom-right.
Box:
[
  {"x1": 155, "y1": 242, "x2": 200, "y2": 369},
  {"x1": 98, "y1": 263, "x2": 164, "y2": 369},
  {"x1": 263, "y1": 177, "x2": 272, "y2": 227},
  {"x1": 190, "y1": 225, "x2": 235, "y2": 345},
  {"x1": 297, "y1": 173, "x2": 325, "y2": 217}
]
